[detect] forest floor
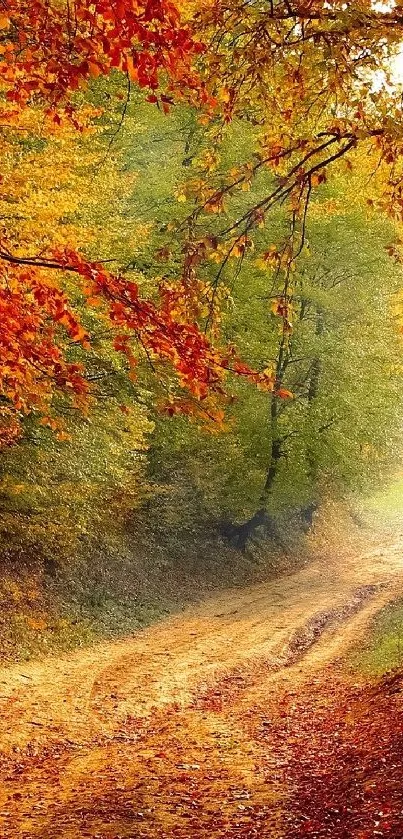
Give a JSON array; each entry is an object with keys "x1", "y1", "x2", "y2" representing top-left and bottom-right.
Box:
[{"x1": 1, "y1": 515, "x2": 403, "y2": 837}]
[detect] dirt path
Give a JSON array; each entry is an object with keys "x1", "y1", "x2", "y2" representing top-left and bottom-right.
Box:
[{"x1": 1, "y1": 524, "x2": 403, "y2": 837}]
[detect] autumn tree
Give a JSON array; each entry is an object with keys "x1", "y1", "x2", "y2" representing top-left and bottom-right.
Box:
[
  {"x1": 2, "y1": 0, "x2": 403, "y2": 456},
  {"x1": 0, "y1": 0, "x2": 280, "y2": 447},
  {"x1": 168, "y1": 1, "x2": 403, "y2": 415}
]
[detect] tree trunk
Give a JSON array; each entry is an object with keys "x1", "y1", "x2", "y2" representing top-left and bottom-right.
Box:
[
  {"x1": 224, "y1": 393, "x2": 284, "y2": 551},
  {"x1": 224, "y1": 279, "x2": 291, "y2": 552},
  {"x1": 261, "y1": 394, "x2": 281, "y2": 500}
]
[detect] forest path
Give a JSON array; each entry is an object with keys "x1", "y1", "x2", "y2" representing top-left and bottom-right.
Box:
[{"x1": 0, "y1": 520, "x2": 403, "y2": 837}]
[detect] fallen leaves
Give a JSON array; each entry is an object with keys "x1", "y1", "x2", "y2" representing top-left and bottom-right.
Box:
[
  {"x1": 268, "y1": 671, "x2": 403, "y2": 838},
  {"x1": 4, "y1": 648, "x2": 402, "y2": 838}
]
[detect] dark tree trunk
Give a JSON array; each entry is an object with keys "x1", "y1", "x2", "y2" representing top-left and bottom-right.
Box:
[
  {"x1": 222, "y1": 507, "x2": 283, "y2": 553},
  {"x1": 222, "y1": 508, "x2": 270, "y2": 552},
  {"x1": 224, "y1": 394, "x2": 284, "y2": 552},
  {"x1": 224, "y1": 280, "x2": 292, "y2": 552}
]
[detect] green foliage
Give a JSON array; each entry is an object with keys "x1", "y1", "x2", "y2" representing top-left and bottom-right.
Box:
[
  {"x1": 349, "y1": 600, "x2": 403, "y2": 677},
  {"x1": 143, "y1": 108, "x2": 403, "y2": 526}
]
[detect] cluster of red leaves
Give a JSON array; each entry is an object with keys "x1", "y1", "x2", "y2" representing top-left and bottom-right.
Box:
[
  {"x1": 58, "y1": 248, "x2": 227, "y2": 397},
  {"x1": 0, "y1": 242, "x2": 277, "y2": 441},
  {"x1": 0, "y1": 0, "x2": 203, "y2": 114},
  {"x1": 54, "y1": 249, "x2": 276, "y2": 416},
  {"x1": 267, "y1": 670, "x2": 403, "y2": 838}
]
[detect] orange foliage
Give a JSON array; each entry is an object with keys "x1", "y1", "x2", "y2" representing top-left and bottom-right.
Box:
[
  {"x1": 0, "y1": 0, "x2": 203, "y2": 111},
  {"x1": 0, "y1": 1, "x2": 275, "y2": 443}
]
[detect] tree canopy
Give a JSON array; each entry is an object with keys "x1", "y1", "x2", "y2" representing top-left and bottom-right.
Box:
[{"x1": 2, "y1": 0, "x2": 403, "y2": 447}]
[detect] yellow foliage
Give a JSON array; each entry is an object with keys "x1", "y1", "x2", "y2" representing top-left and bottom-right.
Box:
[{"x1": 0, "y1": 103, "x2": 147, "y2": 266}]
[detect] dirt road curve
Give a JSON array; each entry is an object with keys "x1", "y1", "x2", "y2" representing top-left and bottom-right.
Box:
[{"x1": 0, "y1": 523, "x2": 402, "y2": 837}]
